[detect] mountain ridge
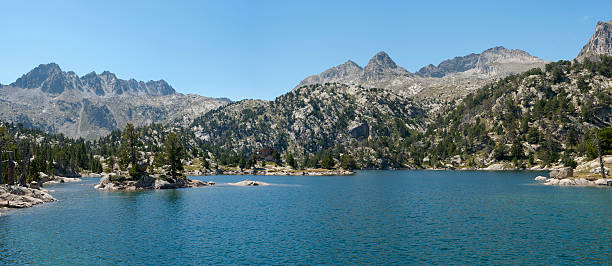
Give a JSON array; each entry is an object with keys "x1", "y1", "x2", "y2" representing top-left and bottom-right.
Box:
[{"x1": 297, "y1": 47, "x2": 548, "y2": 100}]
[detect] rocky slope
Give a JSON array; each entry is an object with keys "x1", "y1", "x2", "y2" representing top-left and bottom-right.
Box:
[
  {"x1": 189, "y1": 83, "x2": 427, "y2": 168},
  {"x1": 577, "y1": 20, "x2": 612, "y2": 62},
  {"x1": 0, "y1": 63, "x2": 230, "y2": 139}
]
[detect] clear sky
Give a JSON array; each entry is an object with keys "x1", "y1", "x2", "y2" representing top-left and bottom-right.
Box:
[{"x1": 0, "y1": 0, "x2": 610, "y2": 100}]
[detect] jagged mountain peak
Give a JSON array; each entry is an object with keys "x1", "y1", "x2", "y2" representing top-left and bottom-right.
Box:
[
  {"x1": 577, "y1": 20, "x2": 612, "y2": 61},
  {"x1": 365, "y1": 51, "x2": 399, "y2": 70},
  {"x1": 11, "y1": 62, "x2": 68, "y2": 92},
  {"x1": 363, "y1": 51, "x2": 411, "y2": 79}
]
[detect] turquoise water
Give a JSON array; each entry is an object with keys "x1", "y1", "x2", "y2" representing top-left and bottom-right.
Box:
[{"x1": 0, "y1": 171, "x2": 610, "y2": 265}]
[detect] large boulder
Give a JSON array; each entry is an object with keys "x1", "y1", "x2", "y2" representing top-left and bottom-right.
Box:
[
  {"x1": 558, "y1": 179, "x2": 575, "y2": 186},
  {"x1": 549, "y1": 167, "x2": 573, "y2": 179}
]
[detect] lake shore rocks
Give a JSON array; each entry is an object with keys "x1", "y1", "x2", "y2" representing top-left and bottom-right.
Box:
[
  {"x1": 0, "y1": 185, "x2": 56, "y2": 215},
  {"x1": 534, "y1": 176, "x2": 612, "y2": 187},
  {"x1": 94, "y1": 175, "x2": 214, "y2": 191}
]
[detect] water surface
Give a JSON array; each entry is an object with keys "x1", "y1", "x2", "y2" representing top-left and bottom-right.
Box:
[{"x1": 0, "y1": 171, "x2": 610, "y2": 264}]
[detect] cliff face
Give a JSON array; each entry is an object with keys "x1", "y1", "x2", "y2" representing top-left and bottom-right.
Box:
[{"x1": 577, "y1": 20, "x2": 612, "y2": 62}]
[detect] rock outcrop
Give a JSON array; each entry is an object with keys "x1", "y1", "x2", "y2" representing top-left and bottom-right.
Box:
[
  {"x1": 577, "y1": 20, "x2": 612, "y2": 61},
  {"x1": 0, "y1": 185, "x2": 56, "y2": 214}
]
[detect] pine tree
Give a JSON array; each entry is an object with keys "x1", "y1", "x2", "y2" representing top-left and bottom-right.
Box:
[{"x1": 163, "y1": 133, "x2": 185, "y2": 180}]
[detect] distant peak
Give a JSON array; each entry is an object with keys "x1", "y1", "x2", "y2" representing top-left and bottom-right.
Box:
[
  {"x1": 366, "y1": 51, "x2": 398, "y2": 69},
  {"x1": 35, "y1": 62, "x2": 61, "y2": 72}
]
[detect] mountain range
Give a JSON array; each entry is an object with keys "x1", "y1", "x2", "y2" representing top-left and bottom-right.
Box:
[
  {"x1": 0, "y1": 64, "x2": 230, "y2": 139},
  {"x1": 1, "y1": 20, "x2": 611, "y2": 146},
  {"x1": 297, "y1": 46, "x2": 548, "y2": 103}
]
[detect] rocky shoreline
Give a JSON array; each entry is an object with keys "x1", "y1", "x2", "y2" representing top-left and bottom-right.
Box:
[
  {"x1": 184, "y1": 168, "x2": 355, "y2": 176},
  {"x1": 535, "y1": 176, "x2": 612, "y2": 186},
  {"x1": 0, "y1": 185, "x2": 56, "y2": 215}
]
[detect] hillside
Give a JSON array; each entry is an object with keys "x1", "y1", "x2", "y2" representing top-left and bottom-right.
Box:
[
  {"x1": 423, "y1": 57, "x2": 612, "y2": 169},
  {"x1": 189, "y1": 84, "x2": 427, "y2": 169}
]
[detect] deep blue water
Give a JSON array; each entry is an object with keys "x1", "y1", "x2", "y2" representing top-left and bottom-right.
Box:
[{"x1": 0, "y1": 171, "x2": 610, "y2": 265}]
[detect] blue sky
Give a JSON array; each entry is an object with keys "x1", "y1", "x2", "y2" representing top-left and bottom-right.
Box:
[{"x1": 0, "y1": 0, "x2": 610, "y2": 100}]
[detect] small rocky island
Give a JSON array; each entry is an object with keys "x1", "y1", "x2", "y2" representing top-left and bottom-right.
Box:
[{"x1": 94, "y1": 174, "x2": 214, "y2": 191}]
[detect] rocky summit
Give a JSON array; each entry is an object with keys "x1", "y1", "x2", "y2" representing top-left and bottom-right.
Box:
[
  {"x1": 0, "y1": 64, "x2": 230, "y2": 139},
  {"x1": 577, "y1": 20, "x2": 612, "y2": 61}
]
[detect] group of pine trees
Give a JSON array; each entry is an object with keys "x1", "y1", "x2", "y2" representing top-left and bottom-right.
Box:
[
  {"x1": 112, "y1": 123, "x2": 187, "y2": 181},
  {"x1": 0, "y1": 123, "x2": 102, "y2": 186}
]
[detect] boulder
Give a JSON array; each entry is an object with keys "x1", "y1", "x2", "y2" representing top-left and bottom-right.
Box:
[
  {"x1": 549, "y1": 167, "x2": 573, "y2": 179},
  {"x1": 574, "y1": 178, "x2": 592, "y2": 186},
  {"x1": 594, "y1": 178, "x2": 611, "y2": 186},
  {"x1": 534, "y1": 176, "x2": 547, "y2": 182},
  {"x1": 28, "y1": 181, "x2": 40, "y2": 189},
  {"x1": 558, "y1": 179, "x2": 575, "y2": 186}
]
